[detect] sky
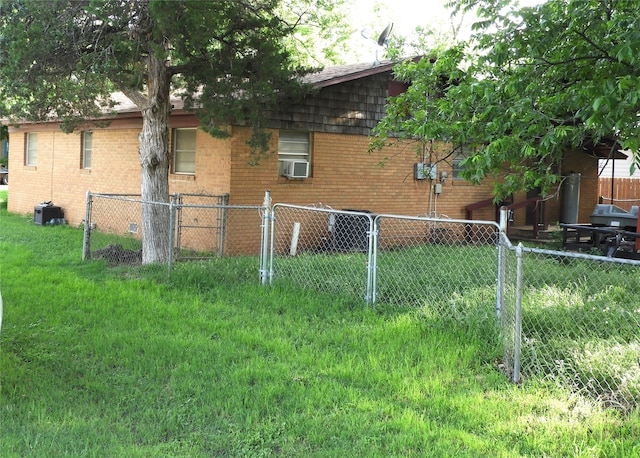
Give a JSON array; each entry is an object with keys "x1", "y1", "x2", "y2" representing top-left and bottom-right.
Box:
[
  {"x1": 352, "y1": 0, "x2": 455, "y2": 36},
  {"x1": 351, "y1": 0, "x2": 549, "y2": 33},
  {"x1": 356, "y1": 0, "x2": 456, "y2": 34},
  {"x1": 346, "y1": 0, "x2": 548, "y2": 63},
  {"x1": 347, "y1": 0, "x2": 458, "y2": 62}
]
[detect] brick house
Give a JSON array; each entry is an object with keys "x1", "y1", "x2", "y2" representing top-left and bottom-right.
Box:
[{"x1": 5, "y1": 59, "x2": 608, "y2": 236}]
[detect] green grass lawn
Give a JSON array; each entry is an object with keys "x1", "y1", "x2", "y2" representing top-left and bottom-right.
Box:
[{"x1": 1, "y1": 191, "x2": 640, "y2": 456}]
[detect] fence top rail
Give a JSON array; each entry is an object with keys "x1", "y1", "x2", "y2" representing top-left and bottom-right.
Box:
[
  {"x1": 515, "y1": 243, "x2": 640, "y2": 266},
  {"x1": 90, "y1": 192, "x2": 229, "y2": 199},
  {"x1": 374, "y1": 213, "x2": 500, "y2": 228},
  {"x1": 88, "y1": 193, "x2": 167, "y2": 205},
  {"x1": 272, "y1": 203, "x2": 501, "y2": 229},
  {"x1": 175, "y1": 204, "x2": 266, "y2": 210},
  {"x1": 176, "y1": 192, "x2": 229, "y2": 198},
  {"x1": 89, "y1": 193, "x2": 141, "y2": 198},
  {"x1": 89, "y1": 192, "x2": 264, "y2": 211},
  {"x1": 272, "y1": 203, "x2": 375, "y2": 218},
  {"x1": 89, "y1": 191, "x2": 229, "y2": 197}
]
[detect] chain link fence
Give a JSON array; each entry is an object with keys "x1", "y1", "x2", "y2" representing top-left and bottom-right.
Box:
[
  {"x1": 82, "y1": 195, "x2": 640, "y2": 410},
  {"x1": 269, "y1": 204, "x2": 376, "y2": 301},
  {"x1": 83, "y1": 192, "x2": 268, "y2": 277},
  {"x1": 269, "y1": 204, "x2": 501, "y2": 309},
  {"x1": 173, "y1": 193, "x2": 228, "y2": 259},
  {"x1": 497, "y1": 233, "x2": 520, "y2": 384},
  {"x1": 373, "y1": 214, "x2": 500, "y2": 312},
  {"x1": 269, "y1": 204, "x2": 640, "y2": 411},
  {"x1": 506, "y1": 242, "x2": 640, "y2": 412}
]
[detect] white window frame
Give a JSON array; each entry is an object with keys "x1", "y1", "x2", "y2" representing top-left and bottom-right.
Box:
[
  {"x1": 25, "y1": 133, "x2": 38, "y2": 166},
  {"x1": 173, "y1": 128, "x2": 196, "y2": 174},
  {"x1": 81, "y1": 131, "x2": 92, "y2": 169},
  {"x1": 278, "y1": 131, "x2": 310, "y2": 177}
]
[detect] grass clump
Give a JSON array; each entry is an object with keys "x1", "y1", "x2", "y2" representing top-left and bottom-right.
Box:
[{"x1": 1, "y1": 199, "x2": 640, "y2": 456}]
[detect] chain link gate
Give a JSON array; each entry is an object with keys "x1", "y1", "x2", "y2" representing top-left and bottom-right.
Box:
[
  {"x1": 269, "y1": 204, "x2": 376, "y2": 302},
  {"x1": 173, "y1": 193, "x2": 229, "y2": 260},
  {"x1": 372, "y1": 214, "x2": 501, "y2": 311}
]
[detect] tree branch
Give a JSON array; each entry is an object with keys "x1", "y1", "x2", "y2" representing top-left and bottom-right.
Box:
[
  {"x1": 121, "y1": 87, "x2": 149, "y2": 110},
  {"x1": 573, "y1": 27, "x2": 635, "y2": 71}
]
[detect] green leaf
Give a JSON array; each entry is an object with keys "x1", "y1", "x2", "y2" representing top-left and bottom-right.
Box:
[{"x1": 592, "y1": 97, "x2": 606, "y2": 112}]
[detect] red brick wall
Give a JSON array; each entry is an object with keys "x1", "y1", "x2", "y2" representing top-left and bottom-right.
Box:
[
  {"x1": 228, "y1": 127, "x2": 496, "y2": 220},
  {"x1": 9, "y1": 120, "x2": 600, "y2": 234},
  {"x1": 8, "y1": 117, "x2": 231, "y2": 225},
  {"x1": 8, "y1": 121, "x2": 144, "y2": 223}
]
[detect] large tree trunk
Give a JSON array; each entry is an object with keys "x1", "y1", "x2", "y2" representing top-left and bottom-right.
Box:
[{"x1": 137, "y1": 52, "x2": 172, "y2": 264}]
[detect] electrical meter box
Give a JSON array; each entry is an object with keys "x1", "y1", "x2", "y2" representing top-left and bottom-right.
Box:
[{"x1": 414, "y1": 163, "x2": 436, "y2": 180}]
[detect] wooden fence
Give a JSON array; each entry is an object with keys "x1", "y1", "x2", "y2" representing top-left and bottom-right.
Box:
[{"x1": 598, "y1": 178, "x2": 640, "y2": 211}]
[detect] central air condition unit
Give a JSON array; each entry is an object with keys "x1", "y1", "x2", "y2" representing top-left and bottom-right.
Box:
[{"x1": 283, "y1": 160, "x2": 309, "y2": 179}]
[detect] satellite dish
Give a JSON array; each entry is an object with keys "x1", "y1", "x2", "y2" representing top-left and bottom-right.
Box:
[
  {"x1": 377, "y1": 23, "x2": 393, "y2": 47},
  {"x1": 361, "y1": 23, "x2": 395, "y2": 65}
]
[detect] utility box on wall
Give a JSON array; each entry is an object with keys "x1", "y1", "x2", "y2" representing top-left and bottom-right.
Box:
[
  {"x1": 414, "y1": 163, "x2": 437, "y2": 180},
  {"x1": 34, "y1": 204, "x2": 64, "y2": 225}
]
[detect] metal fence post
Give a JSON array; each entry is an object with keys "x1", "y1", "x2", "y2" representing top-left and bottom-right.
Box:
[
  {"x1": 218, "y1": 193, "x2": 229, "y2": 257},
  {"x1": 369, "y1": 216, "x2": 380, "y2": 305},
  {"x1": 496, "y1": 206, "x2": 509, "y2": 317},
  {"x1": 513, "y1": 242, "x2": 524, "y2": 384},
  {"x1": 171, "y1": 193, "x2": 182, "y2": 257},
  {"x1": 168, "y1": 200, "x2": 176, "y2": 275},
  {"x1": 268, "y1": 204, "x2": 277, "y2": 286},
  {"x1": 82, "y1": 191, "x2": 93, "y2": 261},
  {"x1": 260, "y1": 190, "x2": 272, "y2": 285}
]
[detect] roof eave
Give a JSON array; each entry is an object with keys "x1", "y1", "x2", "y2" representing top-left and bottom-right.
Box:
[{"x1": 311, "y1": 62, "x2": 397, "y2": 89}]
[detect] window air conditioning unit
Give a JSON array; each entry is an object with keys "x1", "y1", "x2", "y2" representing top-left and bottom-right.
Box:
[{"x1": 283, "y1": 160, "x2": 309, "y2": 179}]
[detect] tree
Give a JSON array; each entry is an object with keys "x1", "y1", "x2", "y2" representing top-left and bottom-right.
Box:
[
  {"x1": 0, "y1": 0, "x2": 348, "y2": 263},
  {"x1": 371, "y1": 0, "x2": 640, "y2": 199},
  {"x1": 279, "y1": 0, "x2": 353, "y2": 66}
]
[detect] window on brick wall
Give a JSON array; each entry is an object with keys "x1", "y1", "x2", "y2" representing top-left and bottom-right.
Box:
[
  {"x1": 278, "y1": 130, "x2": 311, "y2": 178},
  {"x1": 25, "y1": 132, "x2": 38, "y2": 166},
  {"x1": 452, "y1": 148, "x2": 471, "y2": 180},
  {"x1": 81, "y1": 131, "x2": 92, "y2": 169},
  {"x1": 173, "y1": 128, "x2": 196, "y2": 174}
]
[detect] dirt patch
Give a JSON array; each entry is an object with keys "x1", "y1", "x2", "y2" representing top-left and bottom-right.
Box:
[{"x1": 92, "y1": 244, "x2": 142, "y2": 266}]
